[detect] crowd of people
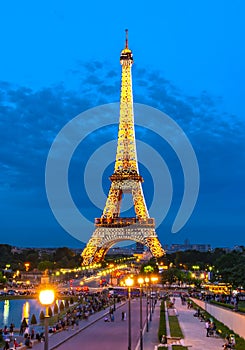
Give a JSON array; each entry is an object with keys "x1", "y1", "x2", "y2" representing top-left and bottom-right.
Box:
[{"x1": 1, "y1": 290, "x2": 116, "y2": 349}]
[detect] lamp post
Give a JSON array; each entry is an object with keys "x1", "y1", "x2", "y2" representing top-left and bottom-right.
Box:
[
  {"x1": 151, "y1": 276, "x2": 159, "y2": 314},
  {"x1": 113, "y1": 293, "x2": 116, "y2": 311},
  {"x1": 144, "y1": 277, "x2": 149, "y2": 332},
  {"x1": 138, "y1": 277, "x2": 144, "y2": 350},
  {"x1": 38, "y1": 288, "x2": 55, "y2": 350},
  {"x1": 125, "y1": 276, "x2": 134, "y2": 350},
  {"x1": 149, "y1": 279, "x2": 152, "y2": 322}
]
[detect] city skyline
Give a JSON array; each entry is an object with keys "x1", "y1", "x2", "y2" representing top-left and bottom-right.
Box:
[{"x1": 0, "y1": 1, "x2": 244, "y2": 248}]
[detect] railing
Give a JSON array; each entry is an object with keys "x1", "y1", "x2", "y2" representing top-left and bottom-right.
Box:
[{"x1": 95, "y1": 217, "x2": 155, "y2": 227}]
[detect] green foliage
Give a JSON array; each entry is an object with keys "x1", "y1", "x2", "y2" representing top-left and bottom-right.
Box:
[
  {"x1": 30, "y1": 314, "x2": 37, "y2": 325},
  {"x1": 37, "y1": 260, "x2": 54, "y2": 271},
  {"x1": 158, "y1": 301, "x2": 167, "y2": 342},
  {"x1": 53, "y1": 303, "x2": 59, "y2": 314},
  {"x1": 168, "y1": 316, "x2": 184, "y2": 338},
  {"x1": 39, "y1": 310, "x2": 45, "y2": 320},
  {"x1": 213, "y1": 249, "x2": 245, "y2": 288},
  {"x1": 210, "y1": 300, "x2": 245, "y2": 313},
  {"x1": 161, "y1": 267, "x2": 178, "y2": 285},
  {"x1": 172, "y1": 347, "x2": 188, "y2": 350},
  {"x1": 0, "y1": 271, "x2": 7, "y2": 284},
  {"x1": 159, "y1": 247, "x2": 245, "y2": 289},
  {"x1": 140, "y1": 259, "x2": 158, "y2": 274}
]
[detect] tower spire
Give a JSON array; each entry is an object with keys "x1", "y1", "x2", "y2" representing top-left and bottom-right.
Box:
[{"x1": 125, "y1": 28, "x2": 128, "y2": 49}]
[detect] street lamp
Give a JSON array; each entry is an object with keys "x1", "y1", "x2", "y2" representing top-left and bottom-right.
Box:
[
  {"x1": 125, "y1": 276, "x2": 134, "y2": 350},
  {"x1": 151, "y1": 276, "x2": 159, "y2": 314},
  {"x1": 144, "y1": 277, "x2": 150, "y2": 332},
  {"x1": 138, "y1": 277, "x2": 144, "y2": 350},
  {"x1": 38, "y1": 288, "x2": 55, "y2": 350}
]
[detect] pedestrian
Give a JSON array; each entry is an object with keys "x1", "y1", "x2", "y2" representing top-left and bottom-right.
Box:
[
  {"x1": 205, "y1": 319, "x2": 210, "y2": 337},
  {"x1": 13, "y1": 338, "x2": 20, "y2": 349},
  {"x1": 161, "y1": 335, "x2": 167, "y2": 344},
  {"x1": 121, "y1": 311, "x2": 124, "y2": 321},
  {"x1": 30, "y1": 328, "x2": 35, "y2": 339},
  {"x1": 24, "y1": 335, "x2": 32, "y2": 348},
  {"x1": 9, "y1": 323, "x2": 14, "y2": 340}
]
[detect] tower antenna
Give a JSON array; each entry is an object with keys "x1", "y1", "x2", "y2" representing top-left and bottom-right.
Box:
[{"x1": 125, "y1": 28, "x2": 128, "y2": 48}]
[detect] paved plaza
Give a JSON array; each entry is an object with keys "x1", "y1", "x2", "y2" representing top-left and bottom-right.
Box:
[{"x1": 11, "y1": 297, "x2": 228, "y2": 350}]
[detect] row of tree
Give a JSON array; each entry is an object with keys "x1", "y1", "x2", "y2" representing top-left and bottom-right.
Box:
[
  {"x1": 141, "y1": 246, "x2": 245, "y2": 289},
  {"x1": 0, "y1": 245, "x2": 82, "y2": 270}
]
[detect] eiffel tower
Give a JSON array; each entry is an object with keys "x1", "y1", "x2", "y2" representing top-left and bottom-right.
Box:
[{"x1": 82, "y1": 30, "x2": 164, "y2": 265}]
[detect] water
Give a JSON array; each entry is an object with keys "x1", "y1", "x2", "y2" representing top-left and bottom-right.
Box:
[{"x1": 0, "y1": 299, "x2": 46, "y2": 329}]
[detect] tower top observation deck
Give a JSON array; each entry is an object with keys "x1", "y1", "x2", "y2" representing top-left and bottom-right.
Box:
[{"x1": 120, "y1": 29, "x2": 133, "y2": 62}]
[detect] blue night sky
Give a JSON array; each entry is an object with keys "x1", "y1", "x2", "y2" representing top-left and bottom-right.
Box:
[{"x1": 0, "y1": 1, "x2": 244, "y2": 249}]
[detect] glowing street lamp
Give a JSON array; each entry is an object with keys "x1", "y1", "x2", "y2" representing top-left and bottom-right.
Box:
[
  {"x1": 125, "y1": 277, "x2": 134, "y2": 350},
  {"x1": 150, "y1": 276, "x2": 159, "y2": 314},
  {"x1": 138, "y1": 277, "x2": 144, "y2": 350},
  {"x1": 38, "y1": 288, "x2": 55, "y2": 350}
]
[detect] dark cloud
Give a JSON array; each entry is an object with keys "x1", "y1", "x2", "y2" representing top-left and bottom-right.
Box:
[{"x1": 0, "y1": 60, "x2": 244, "y2": 247}]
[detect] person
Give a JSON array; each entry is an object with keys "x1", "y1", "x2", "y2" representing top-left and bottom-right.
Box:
[
  {"x1": 223, "y1": 334, "x2": 237, "y2": 349},
  {"x1": 3, "y1": 326, "x2": 8, "y2": 335},
  {"x1": 13, "y1": 338, "x2": 20, "y2": 349},
  {"x1": 161, "y1": 335, "x2": 167, "y2": 344},
  {"x1": 9, "y1": 323, "x2": 14, "y2": 341},
  {"x1": 205, "y1": 319, "x2": 210, "y2": 337},
  {"x1": 209, "y1": 321, "x2": 216, "y2": 336},
  {"x1": 24, "y1": 335, "x2": 32, "y2": 348},
  {"x1": 30, "y1": 328, "x2": 35, "y2": 339},
  {"x1": 121, "y1": 311, "x2": 125, "y2": 321}
]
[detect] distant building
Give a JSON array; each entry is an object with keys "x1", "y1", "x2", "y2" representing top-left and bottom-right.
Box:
[{"x1": 163, "y1": 239, "x2": 211, "y2": 253}]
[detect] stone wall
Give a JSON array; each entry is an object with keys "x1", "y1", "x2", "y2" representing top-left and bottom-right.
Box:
[{"x1": 192, "y1": 298, "x2": 245, "y2": 339}]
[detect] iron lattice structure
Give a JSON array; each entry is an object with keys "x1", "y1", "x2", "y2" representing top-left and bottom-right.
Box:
[{"x1": 82, "y1": 31, "x2": 165, "y2": 265}]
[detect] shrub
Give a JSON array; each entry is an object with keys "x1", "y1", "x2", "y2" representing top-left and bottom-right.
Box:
[
  {"x1": 53, "y1": 303, "x2": 59, "y2": 314},
  {"x1": 30, "y1": 314, "x2": 37, "y2": 325},
  {"x1": 59, "y1": 301, "x2": 64, "y2": 311},
  {"x1": 158, "y1": 301, "x2": 167, "y2": 342},
  {"x1": 48, "y1": 306, "x2": 53, "y2": 317},
  {"x1": 39, "y1": 310, "x2": 45, "y2": 320}
]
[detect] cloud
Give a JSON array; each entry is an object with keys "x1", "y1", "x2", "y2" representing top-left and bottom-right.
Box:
[{"x1": 0, "y1": 60, "x2": 244, "y2": 247}]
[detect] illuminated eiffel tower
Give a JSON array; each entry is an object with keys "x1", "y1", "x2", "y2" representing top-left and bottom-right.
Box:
[{"x1": 82, "y1": 30, "x2": 164, "y2": 265}]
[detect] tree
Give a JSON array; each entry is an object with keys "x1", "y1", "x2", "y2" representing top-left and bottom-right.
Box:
[
  {"x1": 53, "y1": 303, "x2": 59, "y2": 314},
  {"x1": 37, "y1": 260, "x2": 54, "y2": 271},
  {"x1": 0, "y1": 272, "x2": 7, "y2": 284},
  {"x1": 161, "y1": 267, "x2": 182, "y2": 285},
  {"x1": 30, "y1": 314, "x2": 37, "y2": 325},
  {"x1": 39, "y1": 311, "x2": 45, "y2": 320},
  {"x1": 59, "y1": 301, "x2": 64, "y2": 311},
  {"x1": 48, "y1": 306, "x2": 53, "y2": 317}
]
